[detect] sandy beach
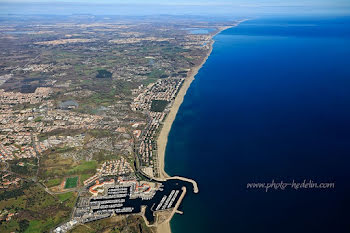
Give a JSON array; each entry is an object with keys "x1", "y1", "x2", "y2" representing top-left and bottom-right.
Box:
[
  {"x1": 155, "y1": 25, "x2": 236, "y2": 233},
  {"x1": 156, "y1": 25, "x2": 234, "y2": 180}
]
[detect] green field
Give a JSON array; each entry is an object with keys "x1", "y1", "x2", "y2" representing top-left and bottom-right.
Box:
[
  {"x1": 46, "y1": 178, "x2": 62, "y2": 187},
  {"x1": 64, "y1": 177, "x2": 78, "y2": 189},
  {"x1": 69, "y1": 160, "x2": 97, "y2": 174}
]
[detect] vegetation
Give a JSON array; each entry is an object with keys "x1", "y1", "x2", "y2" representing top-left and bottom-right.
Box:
[
  {"x1": 9, "y1": 159, "x2": 38, "y2": 177},
  {"x1": 0, "y1": 184, "x2": 72, "y2": 233},
  {"x1": 64, "y1": 176, "x2": 78, "y2": 189},
  {"x1": 54, "y1": 146, "x2": 75, "y2": 154},
  {"x1": 46, "y1": 178, "x2": 62, "y2": 188},
  {"x1": 1, "y1": 15, "x2": 220, "y2": 233},
  {"x1": 57, "y1": 192, "x2": 72, "y2": 202},
  {"x1": 80, "y1": 174, "x2": 92, "y2": 185},
  {"x1": 19, "y1": 220, "x2": 29, "y2": 233},
  {"x1": 87, "y1": 129, "x2": 113, "y2": 138},
  {"x1": 142, "y1": 77, "x2": 158, "y2": 86},
  {"x1": 0, "y1": 181, "x2": 31, "y2": 201},
  {"x1": 147, "y1": 68, "x2": 168, "y2": 79},
  {"x1": 56, "y1": 192, "x2": 77, "y2": 208},
  {"x1": 96, "y1": 69, "x2": 112, "y2": 79},
  {"x1": 150, "y1": 100, "x2": 169, "y2": 112},
  {"x1": 69, "y1": 215, "x2": 153, "y2": 233},
  {"x1": 39, "y1": 154, "x2": 97, "y2": 183},
  {"x1": 69, "y1": 161, "x2": 97, "y2": 175},
  {"x1": 92, "y1": 150, "x2": 119, "y2": 163},
  {"x1": 38, "y1": 129, "x2": 85, "y2": 142},
  {"x1": 34, "y1": 116, "x2": 43, "y2": 122}
]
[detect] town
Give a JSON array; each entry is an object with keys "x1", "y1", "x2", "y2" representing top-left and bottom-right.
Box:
[
  {"x1": 131, "y1": 78, "x2": 185, "y2": 177},
  {"x1": 54, "y1": 176, "x2": 189, "y2": 233},
  {"x1": 0, "y1": 14, "x2": 234, "y2": 233}
]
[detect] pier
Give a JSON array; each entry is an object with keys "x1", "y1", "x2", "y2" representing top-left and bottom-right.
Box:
[{"x1": 166, "y1": 176, "x2": 199, "y2": 193}]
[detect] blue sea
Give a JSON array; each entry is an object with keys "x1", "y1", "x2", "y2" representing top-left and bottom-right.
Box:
[{"x1": 165, "y1": 17, "x2": 350, "y2": 233}]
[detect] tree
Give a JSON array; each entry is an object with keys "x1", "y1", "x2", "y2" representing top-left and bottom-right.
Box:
[{"x1": 19, "y1": 219, "x2": 29, "y2": 232}]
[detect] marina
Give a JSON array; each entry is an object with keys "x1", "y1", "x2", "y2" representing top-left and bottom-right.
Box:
[{"x1": 53, "y1": 177, "x2": 196, "y2": 232}]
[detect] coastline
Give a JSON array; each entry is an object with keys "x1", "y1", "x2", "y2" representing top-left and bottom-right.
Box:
[
  {"x1": 156, "y1": 25, "x2": 234, "y2": 180},
  {"x1": 155, "y1": 25, "x2": 237, "y2": 233}
]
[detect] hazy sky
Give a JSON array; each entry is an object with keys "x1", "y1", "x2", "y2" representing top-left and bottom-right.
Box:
[
  {"x1": 1, "y1": 0, "x2": 349, "y2": 5},
  {"x1": 0, "y1": 0, "x2": 347, "y2": 4},
  {"x1": 1, "y1": 0, "x2": 349, "y2": 16}
]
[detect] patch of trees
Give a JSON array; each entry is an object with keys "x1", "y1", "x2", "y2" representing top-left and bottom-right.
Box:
[
  {"x1": 96, "y1": 69, "x2": 112, "y2": 79},
  {"x1": 0, "y1": 181, "x2": 32, "y2": 201},
  {"x1": 150, "y1": 100, "x2": 169, "y2": 112},
  {"x1": 19, "y1": 220, "x2": 29, "y2": 233},
  {"x1": 10, "y1": 159, "x2": 38, "y2": 176}
]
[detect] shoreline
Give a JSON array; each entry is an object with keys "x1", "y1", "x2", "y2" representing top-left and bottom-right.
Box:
[
  {"x1": 155, "y1": 24, "x2": 239, "y2": 233},
  {"x1": 156, "y1": 25, "x2": 234, "y2": 180}
]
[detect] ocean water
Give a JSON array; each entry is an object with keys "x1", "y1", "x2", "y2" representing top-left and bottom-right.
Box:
[{"x1": 165, "y1": 17, "x2": 350, "y2": 233}]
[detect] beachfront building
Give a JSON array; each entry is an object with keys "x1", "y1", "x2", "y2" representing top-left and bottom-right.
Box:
[{"x1": 131, "y1": 78, "x2": 184, "y2": 177}]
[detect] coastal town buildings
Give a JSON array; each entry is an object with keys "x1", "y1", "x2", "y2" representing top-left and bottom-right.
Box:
[
  {"x1": 83, "y1": 157, "x2": 134, "y2": 186},
  {"x1": 0, "y1": 14, "x2": 232, "y2": 233},
  {"x1": 131, "y1": 78, "x2": 185, "y2": 177}
]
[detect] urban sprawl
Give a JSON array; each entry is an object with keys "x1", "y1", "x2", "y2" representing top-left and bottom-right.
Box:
[{"x1": 0, "y1": 15, "x2": 236, "y2": 233}]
